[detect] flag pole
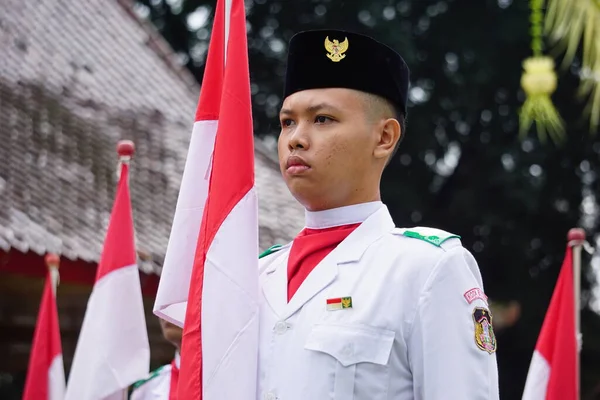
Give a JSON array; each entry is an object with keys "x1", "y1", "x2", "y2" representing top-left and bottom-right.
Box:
[
  {"x1": 65, "y1": 138, "x2": 149, "y2": 400},
  {"x1": 117, "y1": 139, "x2": 135, "y2": 400},
  {"x1": 44, "y1": 253, "x2": 61, "y2": 294},
  {"x1": 568, "y1": 227, "x2": 585, "y2": 400},
  {"x1": 116, "y1": 140, "x2": 134, "y2": 178},
  {"x1": 23, "y1": 252, "x2": 65, "y2": 400}
]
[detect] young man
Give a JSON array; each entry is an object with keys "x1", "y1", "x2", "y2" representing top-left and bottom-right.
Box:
[
  {"x1": 257, "y1": 29, "x2": 499, "y2": 399},
  {"x1": 130, "y1": 319, "x2": 181, "y2": 400}
]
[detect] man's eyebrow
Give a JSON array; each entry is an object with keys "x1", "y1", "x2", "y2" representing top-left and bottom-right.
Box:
[
  {"x1": 279, "y1": 103, "x2": 341, "y2": 116},
  {"x1": 307, "y1": 103, "x2": 341, "y2": 113}
]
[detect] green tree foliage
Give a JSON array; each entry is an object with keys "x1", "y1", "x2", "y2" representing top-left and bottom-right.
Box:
[{"x1": 136, "y1": 0, "x2": 600, "y2": 397}]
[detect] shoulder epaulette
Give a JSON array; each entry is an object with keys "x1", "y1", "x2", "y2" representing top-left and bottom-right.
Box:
[
  {"x1": 393, "y1": 227, "x2": 461, "y2": 247},
  {"x1": 259, "y1": 244, "x2": 283, "y2": 259},
  {"x1": 132, "y1": 364, "x2": 168, "y2": 390}
]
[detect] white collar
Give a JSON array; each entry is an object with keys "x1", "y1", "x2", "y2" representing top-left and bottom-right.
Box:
[
  {"x1": 304, "y1": 201, "x2": 383, "y2": 229},
  {"x1": 174, "y1": 351, "x2": 180, "y2": 369}
]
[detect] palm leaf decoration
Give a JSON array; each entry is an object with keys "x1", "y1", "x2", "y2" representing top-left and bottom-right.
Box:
[
  {"x1": 519, "y1": 0, "x2": 600, "y2": 142},
  {"x1": 544, "y1": 0, "x2": 600, "y2": 133}
]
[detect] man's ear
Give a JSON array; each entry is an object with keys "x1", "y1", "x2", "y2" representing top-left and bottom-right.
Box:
[{"x1": 373, "y1": 118, "x2": 401, "y2": 160}]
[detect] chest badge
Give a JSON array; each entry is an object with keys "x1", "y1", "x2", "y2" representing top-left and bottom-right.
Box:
[
  {"x1": 473, "y1": 307, "x2": 497, "y2": 354},
  {"x1": 326, "y1": 296, "x2": 353, "y2": 311}
]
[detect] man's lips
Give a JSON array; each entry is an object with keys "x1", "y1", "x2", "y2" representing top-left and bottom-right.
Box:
[{"x1": 286, "y1": 155, "x2": 310, "y2": 174}]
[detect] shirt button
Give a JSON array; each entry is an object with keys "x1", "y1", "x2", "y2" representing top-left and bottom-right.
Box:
[
  {"x1": 274, "y1": 321, "x2": 288, "y2": 334},
  {"x1": 264, "y1": 391, "x2": 278, "y2": 400}
]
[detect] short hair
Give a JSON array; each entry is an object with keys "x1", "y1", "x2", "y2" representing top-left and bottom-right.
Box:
[
  {"x1": 390, "y1": 108, "x2": 406, "y2": 162},
  {"x1": 362, "y1": 92, "x2": 406, "y2": 165}
]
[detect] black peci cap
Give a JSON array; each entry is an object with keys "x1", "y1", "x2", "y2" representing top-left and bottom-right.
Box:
[{"x1": 283, "y1": 29, "x2": 410, "y2": 115}]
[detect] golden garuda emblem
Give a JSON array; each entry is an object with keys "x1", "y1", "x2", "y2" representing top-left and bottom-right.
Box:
[
  {"x1": 341, "y1": 297, "x2": 353, "y2": 309},
  {"x1": 324, "y1": 36, "x2": 349, "y2": 62}
]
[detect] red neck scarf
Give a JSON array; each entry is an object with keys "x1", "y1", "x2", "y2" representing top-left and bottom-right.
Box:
[
  {"x1": 169, "y1": 357, "x2": 179, "y2": 400},
  {"x1": 287, "y1": 223, "x2": 360, "y2": 301}
]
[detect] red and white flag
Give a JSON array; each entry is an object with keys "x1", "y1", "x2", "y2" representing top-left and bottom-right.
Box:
[
  {"x1": 65, "y1": 146, "x2": 150, "y2": 400},
  {"x1": 522, "y1": 245, "x2": 578, "y2": 400},
  {"x1": 22, "y1": 255, "x2": 65, "y2": 400},
  {"x1": 153, "y1": 0, "x2": 259, "y2": 398}
]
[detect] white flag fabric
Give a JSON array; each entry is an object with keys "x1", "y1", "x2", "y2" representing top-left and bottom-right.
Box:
[
  {"x1": 522, "y1": 245, "x2": 577, "y2": 400},
  {"x1": 153, "y1": 0, "x2": 260, "y2": 398},
  {"x1": 23, "y1": 265, "x2": 65, "y2": 400},
  {"x1": 65, "y1": 160, "x2": 150, "y2": 400}
]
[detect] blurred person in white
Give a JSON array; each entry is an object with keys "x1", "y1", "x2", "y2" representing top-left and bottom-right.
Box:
[{"x1": 130, "y1": 318, "x2": 181, "y2": 400}]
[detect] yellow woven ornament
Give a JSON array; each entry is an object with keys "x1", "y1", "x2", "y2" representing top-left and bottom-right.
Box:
[
  {"x1": 544, "y1": 0, "x2": 600, "y2": 133},
  {"x1": 519, "y1": 56, "x2": 565, "y2": 143}
]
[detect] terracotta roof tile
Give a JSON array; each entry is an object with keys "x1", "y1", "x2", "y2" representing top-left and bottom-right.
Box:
[{"x1": 0, "y1": 0, "x2": 304, "y2": 272}]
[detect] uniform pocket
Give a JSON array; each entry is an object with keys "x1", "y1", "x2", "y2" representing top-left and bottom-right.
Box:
[{"x1": 304, "y1": 324, "x2": 395, "y2": 399}]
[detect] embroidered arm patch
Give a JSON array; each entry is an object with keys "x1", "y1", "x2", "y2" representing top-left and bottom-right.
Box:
[
  {"x1": 472, "y1": 307, "x2": 497, "y2": 354},
  {"x1": 464, "y1": 288, "x2": 488, "y2": 304}
]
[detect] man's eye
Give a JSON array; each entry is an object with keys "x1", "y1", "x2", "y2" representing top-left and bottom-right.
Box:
[{"x1": 315, "y1": 115, "x2": 332, "y2": 124}]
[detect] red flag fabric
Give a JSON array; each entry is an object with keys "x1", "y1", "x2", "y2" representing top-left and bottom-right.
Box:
[
  {"x1": 522, "y1": 246, "x2": 578, "y2": 399},
  {"x1": 169, "y1": 357, "x2": 180, "y2": 400},
  {"x1": 178, "y1": 0, "x2": 259, "y2": 398},
  {"x1": 154, "y1": 0, "x2": 259, "y2": 399},
  {"x1": 22, "y1": 267, "x2": 65, "y2": 400},
  {"x1": 64, "y1": 161, "x2": 150, "y2": 400}
]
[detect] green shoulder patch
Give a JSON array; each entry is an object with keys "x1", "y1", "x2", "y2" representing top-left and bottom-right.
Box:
[
  {"x1": 259, "y1": 244, "x2": 283, "y2": 259},
  {"x1": 399, "y1": 228, "x2": 461, "y2": 247},
  {"x1": 132, "y1": 365, "x2": 167, "y2": 390}
]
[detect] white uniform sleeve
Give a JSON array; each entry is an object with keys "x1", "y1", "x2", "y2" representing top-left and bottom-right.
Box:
[
  {"x1": 408, "y1": 245, "x2": 500, "y2": 400},
  {"x1": 129, "y1": 386, "x2": 144, "y2": 400},
  {"x1": 128, "y1": 365, "x2": 171, "y2": 400}
]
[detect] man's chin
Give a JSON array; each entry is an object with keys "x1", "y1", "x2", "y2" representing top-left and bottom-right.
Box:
[
  {"x1": 162, "y1": 328, "x2": 183, "y2": 348},
  {"x1": 286, "y1": 182, "x2": 311, "y2": 202},
  {"x1": 287, "y1": 186, "x2": 330, "y2": 211}
]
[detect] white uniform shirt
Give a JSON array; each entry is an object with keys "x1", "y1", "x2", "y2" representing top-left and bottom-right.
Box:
[
  {"x1": 130, "y1": 353, "x2": 179, "y2": 400},
  {"x1": 257, "y1": 203, "x2": 499, "y2": 400}
]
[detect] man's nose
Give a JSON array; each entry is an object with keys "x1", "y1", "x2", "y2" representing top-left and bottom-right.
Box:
[{"x1": 287, "y1": 123, "x2": 310, "y2": 151}]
